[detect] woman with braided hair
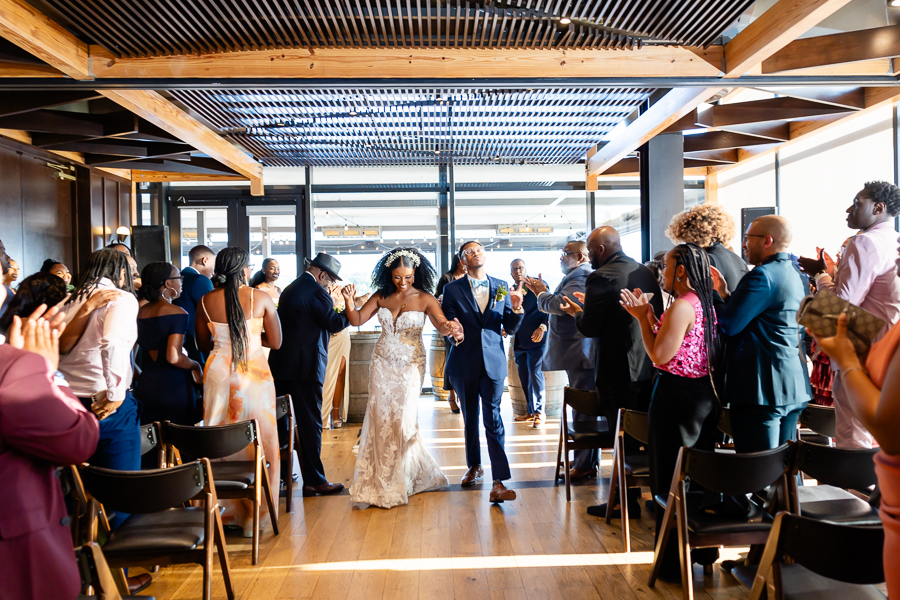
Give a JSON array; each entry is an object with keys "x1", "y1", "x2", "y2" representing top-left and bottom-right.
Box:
[
  {"x1": 620, "y1": 242, "x2": 720, "y2": 579},
  {"x1": 195, "y1": 247, "x2": 283, "y2": 536},
  {"x1": 339, "y1": 247, "x2": 462, "y2": 508}
]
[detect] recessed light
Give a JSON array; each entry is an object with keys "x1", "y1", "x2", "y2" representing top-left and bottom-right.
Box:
[{"x1": 560, "y1": 16, "x2": 571, "y2": 24}]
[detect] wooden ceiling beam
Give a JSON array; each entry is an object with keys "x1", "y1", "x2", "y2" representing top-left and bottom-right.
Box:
[
  {"x1": 723, "y1": 0, "x2": 854, "y2": 78},
  {"x1": 131, "y1": 171, "x2": 248, "y2": 183},
  {"x1": 762, "y1": 23, "x2": 900, "y2": 74},
  {"x1": 0, "y1": 0, "x2": 91, "y2": 79},
  {"x1": 99, "y1": 90, "x2": 263, "y2": 195}
]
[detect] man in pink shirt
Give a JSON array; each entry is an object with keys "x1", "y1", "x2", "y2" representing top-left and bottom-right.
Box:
[{"x1": 800, "y1": 181, "x2": 900, "y2": 448}]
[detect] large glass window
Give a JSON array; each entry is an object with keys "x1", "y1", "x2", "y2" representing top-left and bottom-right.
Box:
[
  {"x1": 179, "y1": 208, "x2": 228, "y2": 265},
  {"x1": 248, "y1": 206, "x2": 298, "y2": 285}
]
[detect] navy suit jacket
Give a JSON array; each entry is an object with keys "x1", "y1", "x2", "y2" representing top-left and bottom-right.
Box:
[
  {"x1": 512, "y1": 280, "x2": 549, "y2": 352},
  {"x1": 268, "y1": 272, "x2": 350, "y2": 384},
  {"x1": 175, "y1": 267, "x2": 213, "y2": 363},
  {"x1": 442, "y1": 276, "x2": 524, "y2": 382},
  {"x1": 718, "y1": 252, "x2": 812, "y2": 408},
  {"x1": 537, "y1": 263, "x2": 593, "y2": 372}
]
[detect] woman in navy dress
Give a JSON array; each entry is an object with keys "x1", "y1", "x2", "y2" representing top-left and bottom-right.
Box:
[{"x1": 133, "y1": 262, "x2": 203, "y2": 425}]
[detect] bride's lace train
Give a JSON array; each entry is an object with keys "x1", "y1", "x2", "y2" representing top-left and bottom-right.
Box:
[{"x1": 349, "y1": 309, "x2": 449, "y2": 508}]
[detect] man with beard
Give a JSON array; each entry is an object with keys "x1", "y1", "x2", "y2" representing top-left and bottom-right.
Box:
[{"x1": 559, "y1": 227, "x2": 663, "y2": 517}]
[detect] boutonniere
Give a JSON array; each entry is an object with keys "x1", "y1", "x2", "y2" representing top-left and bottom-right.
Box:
[
  {"x1": 495, "y1": 285, "x2": 508, "y2": 303},
  {"x1": 334, "y1": 304, "x2": 345, "y2": 313}
]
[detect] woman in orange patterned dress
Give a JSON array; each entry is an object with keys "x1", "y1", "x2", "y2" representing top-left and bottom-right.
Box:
[{"x1": 196, "y1": 247, "x2": 283, "y2": 536}]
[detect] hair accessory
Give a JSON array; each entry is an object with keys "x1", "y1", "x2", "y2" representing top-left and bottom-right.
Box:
[{"x1": 385, "y1": 249, "x2": 421, "y2": 268}]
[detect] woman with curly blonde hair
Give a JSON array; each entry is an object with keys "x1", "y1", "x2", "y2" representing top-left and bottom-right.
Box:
[{"x1": 666, "y1": 203, "x2": 749, "y2": 292}]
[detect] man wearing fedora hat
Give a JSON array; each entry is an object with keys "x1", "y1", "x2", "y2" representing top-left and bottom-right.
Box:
[{"x1": 269, "y1": 253, "x2": 350, "y2": 496}]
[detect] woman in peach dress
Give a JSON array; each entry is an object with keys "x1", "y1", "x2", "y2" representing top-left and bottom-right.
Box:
[{"x1": 196, "y1": 247, "x2": 283, "y2": 536}]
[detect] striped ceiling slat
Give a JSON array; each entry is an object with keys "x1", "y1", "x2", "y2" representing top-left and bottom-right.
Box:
[
  {"x1": 169, "y1": 86, "x2": 654, "y2": 167},
  {"x1": 33, "y1": 0, "x2": 755, "y2": 56}
]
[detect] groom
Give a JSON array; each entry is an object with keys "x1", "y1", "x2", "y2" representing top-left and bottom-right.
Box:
[
  {"x1": 442, "y1": 241, "x2": 525, "y2": 502},
  {"x1": 269, "y1": 253, "x2": 349, "y2": 496}
]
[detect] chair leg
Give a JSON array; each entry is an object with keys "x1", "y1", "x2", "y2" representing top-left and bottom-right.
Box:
[
  {"x1": 676, "y1": 481, "x2": 693, "y2": 600},
  {"x1": 605, "y1": 448, "x2": 618, "y2": 525},
  {"x1": 648, "y1": 495, "x2": 677, "y2": 587},
  {"x1": 261, "y1": 468, "x2": 281, "y2": 536},
  {"x1": 564, "y1": 441, "x2": 572, "y2": 502},
  {"x1": 619, "y1": 448, "x2": 631, "y2": 552},
  {"x1": 285, "y1": 456, "x2": 294, "y2": 514},
  {"x1": 213, "y1": 505, "x2": 235, "y2": 600},
  {"x1": 204, "y1": 493, "x2": 214, "y2": 600},
  {"x1": 252, "y1": 463, "x2": 262, "y2": 565},
  {"x1": 555, "y1": 427, "x2": 564, "y2": 485}
]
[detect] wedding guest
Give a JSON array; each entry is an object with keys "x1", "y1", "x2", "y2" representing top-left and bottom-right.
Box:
[
  {"x1": 323, "y1": 289, "x2": 370, "y2": 428},
  {"x1": 196, "y1": 247, "x2": 282, "y2": 534},
  {"x1": 57, "y1": 249, "x2": 141, "y2": 529},
  {"x1": 436, "y1": 252, "x2": 467, "y2": 413},
  {"x1": 269, "y1": 253, "x2": 347, "y2": 496},
  {"x1": 718, "y1": 215, "x2": 811, "y2": 452},
  {"x1": 621, "y1": 242, "x2": 720, "y2": 578},
  {"x1": 127, "y1": 255, "x2": 142, "y2": 296},
  {"x1": 0, "y1": 273, "x2": 68, "y2": 338},
  {"x1": 799, "y1": 181, "x2": 900, "y2": 448},
  {"x1": 0, "y1": 252, "x2": 11, "y2": 319},
  {"x1": 667, "y1": 203, "x2": 749, "y2": 293},
  {"x1": 133, "y1": 262, "x2": 203, "y2": 426},
  {"x1": 250, "y1": 258, "x2": 282, "y2": 304},
  {"x1": 40, "y1": 259, "x2": 72, "y2": 288},
  {"x1": 107, "y1": 242, "x2": 131, "y2": 256},
  {"x1": 510, "y1": 258, "x2": 548, "y2": 427},
  {"x1": 3, "y1": 257, "x2": 19, "y2": 288},
  {"x1": 527, "y1": 240, "x2": 596, "y2": 478},
  {"x1": 0, "y1": 253, "x2": 100, "y2": 600},
  {"x1": 175, "y1": 245, "x2": 216, "y2": 365}
]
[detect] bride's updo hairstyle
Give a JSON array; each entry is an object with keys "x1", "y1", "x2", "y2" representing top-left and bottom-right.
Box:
[
  {"x1": 213, "y1": 246, "x2": 251, "y2": 371},
  {"x1": 371, "y1": 247, "x2": 437, "y2": 298}
]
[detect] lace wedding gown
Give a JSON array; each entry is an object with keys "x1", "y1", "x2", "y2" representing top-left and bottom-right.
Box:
[{"x1": 349, "y1": 307, "x2": 449, "y2": 508}]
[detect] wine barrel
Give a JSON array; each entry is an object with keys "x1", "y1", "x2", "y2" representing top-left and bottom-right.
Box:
[
  {"x1": 507, "y1": 344, "x2": 566, "y2": 417},
  {"x1": 428, "y1": 334, "x2": 450, "y2": 400},
  {"x1": 347, "y1": 332, "x2": 380, "y2": 423}
]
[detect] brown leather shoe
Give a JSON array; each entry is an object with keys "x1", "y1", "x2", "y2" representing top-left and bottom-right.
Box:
[
  {"x1": 514, "y1": 413, "x2": 535, "y2": 422},
  {"x1": 489, "y1": 482, "x2": 517, "y2": 503},
  {"x1": 568, "y1": 467, "x2": 598, "y2": 481},
  {"x1": 127, "y1": 573, "x2": 152, "y2": 594},
  {"x1": 532, "y1": 413, "x2": 543, "y2": 428},
  {"x1": 460, "y1": 466, "x2": 484, "y2": 486},
  {"x1": 302, "y1": 481, "x2": 345, "y2": 496}
]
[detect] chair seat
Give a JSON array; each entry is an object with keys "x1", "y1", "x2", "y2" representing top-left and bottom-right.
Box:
[
  {"x1": 781, "y1": 563, "x2": 886, "y2": 600},
  {"x1": 211, "y1": 461, "x2": 256, "y2": 489},
  {"x1": 104, "y1": 508, "x2": 206, "y2": 555},
  {"x1": 798, "y1": 485, "x2": 881, "y2": 525},
  {"x1": 566, "y1": 429, "x2": 614, "y2": 445},
  {"x1": 623, "y1": 453, "x2": 649, "y2": 477},
  {"x1": 688, "y1": 509, "x2": 773, "y2": 535}
]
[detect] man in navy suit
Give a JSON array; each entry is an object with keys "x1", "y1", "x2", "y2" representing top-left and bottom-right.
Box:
[
  {"x1": 443, "y1": 241, "x2": 525, "y2": 502},
  {"x1": 174, "y1": 245, "x2": 215, "y2": 365},
  {"x1": 269, "y1": 253, "x2": 349, "y2": 496},
  {"x1": 509, "y1": 259, "x2": 549, "y2": 427}
]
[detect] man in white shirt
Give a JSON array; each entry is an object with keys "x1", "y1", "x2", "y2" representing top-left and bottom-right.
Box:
[{"x1": 58, "y1": 248, "x2": 141, "y2": 526}]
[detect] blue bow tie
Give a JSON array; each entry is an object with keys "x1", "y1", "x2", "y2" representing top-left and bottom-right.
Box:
[{"x1": 470, "y1": 278, "x2": 489, "y2": 290}]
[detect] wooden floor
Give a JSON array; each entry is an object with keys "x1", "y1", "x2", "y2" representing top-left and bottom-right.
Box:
[{"x1": 142, "y1": 394, "x2": 749, "y2": 600}]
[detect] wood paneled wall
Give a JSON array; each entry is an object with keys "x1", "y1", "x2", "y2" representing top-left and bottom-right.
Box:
[{"x1": 0, "y1": 136, "x2": 132, "y2": 279}]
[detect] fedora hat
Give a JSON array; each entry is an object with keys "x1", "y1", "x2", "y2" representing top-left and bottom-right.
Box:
[{"x1": 309, "y1": 252, "x2": 342, "y2": 281}]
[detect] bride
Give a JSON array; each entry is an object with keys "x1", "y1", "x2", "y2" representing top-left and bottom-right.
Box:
[{"x1": 341, "y1": 248, "x2": 462, "y2": 508}]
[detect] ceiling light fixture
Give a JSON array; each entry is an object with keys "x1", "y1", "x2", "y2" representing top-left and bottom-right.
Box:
[
  {"x1": 559, "y1": 16, "x2": 571, "y2": 24},
  {"x1": 891, "y1": 0, "x2": 900, "y2": 7}
]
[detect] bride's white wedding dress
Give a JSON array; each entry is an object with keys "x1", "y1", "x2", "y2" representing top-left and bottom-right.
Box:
[{"x1": 349, "y1": 307, "x2": 449, "y2": 508}]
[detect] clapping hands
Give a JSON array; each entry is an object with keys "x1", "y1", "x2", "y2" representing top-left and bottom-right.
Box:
[
  {"x1": 619, "y1": 288, "x2": 654, "y2": 321},
  {"x1": 524, "y1": 275, "x2": 547, "y2": 295},
  {"x1": 509, "y1": 286, "x2": 524, "y2": 311},
  {"x1": 8, "y1": 304, "x2": 67, "y2": 370},
  {"x1": 559, "y1": 295, "x2": 583, "y2": 317}
]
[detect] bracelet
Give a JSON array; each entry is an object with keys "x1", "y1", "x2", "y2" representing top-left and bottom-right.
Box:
[{"x1": 842, "y1": 366, "x2": 867, "y2": 377}]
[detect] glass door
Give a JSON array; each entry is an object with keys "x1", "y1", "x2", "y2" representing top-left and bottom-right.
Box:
[
  {"x1": 178, "y1": 207, "x2": 229, "y2": 266},
  {"x1": 247, "y1": 205, "x2": 299, "y2": 284}
]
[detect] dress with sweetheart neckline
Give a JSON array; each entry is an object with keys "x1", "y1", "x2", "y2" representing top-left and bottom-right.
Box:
[
  {"x1": 200, "y1": 290, "x2": 280, "y2": 529},
  {"x1": 349, "y1": 307, "x2": 449, "y2": 508}
]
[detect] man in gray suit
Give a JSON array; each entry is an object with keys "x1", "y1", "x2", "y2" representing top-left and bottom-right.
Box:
[{"x1": 526, "y1": 240, "x2": 597, "y2": 479}]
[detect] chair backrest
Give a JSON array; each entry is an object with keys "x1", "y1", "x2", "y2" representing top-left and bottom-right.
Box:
[
  {"x1": 564, "y1": 387, "x2": 605, "y2": 418},
  {"x1": 275, "y1": 395, "x2": 290, "y2": 421},
  {"x1": 140, "y1": 422, "x2": 160, "y2": 457},
  {"x1": 780, "y1": 513, "x2": 885, "y2": 585},
  {"x1": 683, "y1": 444, "x2": 793, "y2": 495},
  {"x1": 622, "y1": 410, "x2": 649, "y2": 445},
  {"x1": 799, "y1": 405, "x2": 836, "y2": 439},
  {"x1": 162, "y1": 420, "x2": 256, "y2": 460},
  {"x1": 795, "y1": 440, "x2": 878, "y2": 491},
  {"x1": 717, "y1": 406, "x2": 733, "y2": 437},
  {"x1": 79, "y1": 460, "x2": 207, "y2": 514}
]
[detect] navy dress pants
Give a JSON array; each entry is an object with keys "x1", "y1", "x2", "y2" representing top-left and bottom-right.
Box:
[
  {"x1": 450, "y1": 372, "x2": 512, "y2": 481},
  {"x1": 514, "y1": 346, "x2": 545, "y2": 415}
]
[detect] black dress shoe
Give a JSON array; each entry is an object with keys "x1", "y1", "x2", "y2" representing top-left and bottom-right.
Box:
[
  {"x1": 303, "y1": 481, "x2": 345, "y2": 496},
  {"x1": 586, "y1": 500, "x2": 641, "y2": 519}
]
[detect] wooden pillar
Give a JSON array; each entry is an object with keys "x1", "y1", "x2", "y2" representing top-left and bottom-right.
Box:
[{"x1": 705, "y1": 171, "x2": 719, "y2": 204}]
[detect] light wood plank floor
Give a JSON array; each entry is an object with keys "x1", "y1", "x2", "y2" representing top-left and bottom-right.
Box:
[{"x1": 141, "y1": 394, "x2": 750, "y2": 600}]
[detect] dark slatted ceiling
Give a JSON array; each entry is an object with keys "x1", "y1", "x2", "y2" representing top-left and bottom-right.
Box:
[
  {"x1": 169, "y1": 87, "x2": 653, "y2": 167},
  {"x1": 32, "y1": 0, "x2": 755, "y2": 56}
]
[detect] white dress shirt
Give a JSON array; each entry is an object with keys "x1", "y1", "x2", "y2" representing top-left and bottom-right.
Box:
[
  {"x1": 58, "y1": 278, "x2": 139, "y2": 407},
  {"x1": 468, "y1": 275, "x2": 491, "y2": 313}
]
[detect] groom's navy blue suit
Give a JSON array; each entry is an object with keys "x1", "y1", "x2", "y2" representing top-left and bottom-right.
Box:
[{"x1": 442, "y1": 276, "x2": 524, "y2": 481}]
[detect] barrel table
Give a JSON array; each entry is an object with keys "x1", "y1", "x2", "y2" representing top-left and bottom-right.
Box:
[
  {"x1": 506, "y1": 344, "x2": 566, "y2": 417},
  {"x1": 347, "y1": 332, "x2": 379, "y2": 423},
  {"x1": 428, "y1": 334, "x2": 450, "y2": 400}
]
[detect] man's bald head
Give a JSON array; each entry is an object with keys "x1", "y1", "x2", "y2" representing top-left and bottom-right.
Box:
[
  {"x1": 744, "y1": 214, "x2": 792, "y2": 265},
  {"x1": 587, "y1": 226, "x2": 622, "y2": 268}
]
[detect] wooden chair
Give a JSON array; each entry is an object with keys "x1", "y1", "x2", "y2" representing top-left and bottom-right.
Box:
[
  {"x1": 789, "y1": 440, "x2": 881, "y2": 526},
  {"x1": 140, "y1": 422, "x2": 165, "y2": 469},
  {"x1": 161, "y1": 420, "x2": 280, "y2": 565},
  {"x1": 76, "y1": 542, "x2": 155, "y2": 600},
  {"x1": 605, "y1": 408, "x2": 650, "y2": 552},
  {"x1": 799, "y1": 404, "x2": 836, "y2": 445},
  {"x1": 276, "y1": 394, "x2": 301, "y2": 513},
  {"x1": 748, "y1": 512, "x2": 885, "y2": 600},
  {"x1": 555, "y1": 386, "x2": 615, "y2": 502},
  {"x1": 78, "y1": 460, "x2": 234, "y2": 600},
  {"x1": 648, "y1": 445, "x2": 794, "y2": 600}
]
